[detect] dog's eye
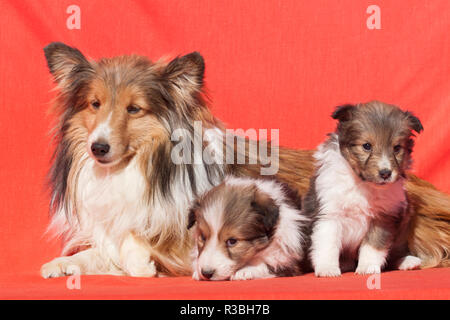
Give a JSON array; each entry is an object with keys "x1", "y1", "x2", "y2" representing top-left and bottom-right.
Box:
[
  {"x1": 226, "y1": 238, "x2": 238, "y2": 247},
  {"x1": 127, "y1": 105, "x2": 141, "y2": 114},
  {"x1": 393, "y1": 145, "x2": 402, "y2": 153},
  {"x1": 362, "y1": 143, "x2": 372, "y2": 151},
  {"x1": 91, "y1": 101, "x2": 101, "y2": 109}
]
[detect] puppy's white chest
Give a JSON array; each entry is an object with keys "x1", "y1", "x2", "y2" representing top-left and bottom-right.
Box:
[{"x1": 317, "y1": 172, "x2": 373, "y2": 249}]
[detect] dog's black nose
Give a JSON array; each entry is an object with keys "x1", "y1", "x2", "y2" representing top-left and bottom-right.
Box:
[
  {"x1": 91, "y1": 143, "x2": 110, "y2": 157},
  {"x1": 201, "y1": 268, "x2": 215, "y2": 280},
  {"x1": 379, "y1": 169, "x2": 392, "y2": 180}
]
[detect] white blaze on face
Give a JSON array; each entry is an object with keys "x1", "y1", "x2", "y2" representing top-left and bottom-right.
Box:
[
  {"x1": 196, "y1": 201, "x2": 235, "y2": 280},
  {"x1": 378, "y1": 153, "x2": 396, "y2": 181},
  {"x1": 378, "y1": 154, "x2": 391, "y2": 171},
  {"x1": 87, "y1": 112, "x2": 112, "y2": 155}
]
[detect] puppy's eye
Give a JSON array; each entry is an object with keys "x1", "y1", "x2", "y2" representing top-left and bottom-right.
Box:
[
  {"x1": 127, "y1": 105, "x2": 141, "y2": 114},
  {"x1": 226, "y1": 238, "x2": 238, "y2": 247},
  {"x1": 362, "y1": 143, "x2": 372, "y2": 151},
  {"x1": 91, "y1": 101, "x2": 101, "y2": 109},
  {"x1": 393, "y1": 145, "x2": 402, "y2": 153}
]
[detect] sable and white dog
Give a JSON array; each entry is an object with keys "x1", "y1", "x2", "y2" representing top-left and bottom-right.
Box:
[
  {"x1": 187, "y1": 176, "x2": 308, "y2": 281},
  {"x1": 305, "y1": 101, "x2": 424, "y2": 277},
  {"x1": 40, "y1": 42, "x2": 229, "y2": 277}
]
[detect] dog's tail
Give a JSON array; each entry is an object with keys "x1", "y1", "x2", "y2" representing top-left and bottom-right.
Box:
[
  {"x1": 149, "y1": 236, "x2": 194, "y2": 277},
  {"x1": 406, "y1": 173, "x2": 450, "y2": 268}
]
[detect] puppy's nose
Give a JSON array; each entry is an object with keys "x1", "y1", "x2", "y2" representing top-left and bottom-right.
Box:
[
  {"x1": 379, "y1": 169, "x2": 392, "y2": 180},
  {"x1": 91, "y1": 142, "x2": 110, "y2": 157},
  {"x1": 201, "y1": 268, "x2": 215, "y2": 280}
]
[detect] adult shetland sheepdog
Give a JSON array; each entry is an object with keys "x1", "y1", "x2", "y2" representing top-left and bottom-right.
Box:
[
  {"x1": 40, "y1": 42, "x2": 228, "y2": 277},
  {"x1": 41, "y1": 42, "x2": 450, "y2": 278}
]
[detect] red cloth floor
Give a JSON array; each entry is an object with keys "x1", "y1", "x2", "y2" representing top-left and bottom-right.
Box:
[{"x1": 1, "y1": 268, "x2": 449, "y2": 300}]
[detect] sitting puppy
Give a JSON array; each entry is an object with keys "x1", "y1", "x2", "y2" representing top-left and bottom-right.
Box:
[
  {"x1": 305, "y1": 101, "x2": 423, "y2": 277},
  {"x1": 187, "y1": 176, "x2": 309, "y2": 280}
]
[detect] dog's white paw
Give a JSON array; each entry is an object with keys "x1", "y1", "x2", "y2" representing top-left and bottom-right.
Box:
[
  {"x1": 355, "y1": 264, "x2": 381, "y2": 275},
  {"x1": 314, "y1": 266, "x2": 341, "y2": 278},
  {"x1": 230, "y1": 265, "x2": 274, "y2": 281},
  {"x1": 231, "y1": 268, "x2": 256, "y2": 281},
  {"x1": 192, "y1": 270, "x2": 200, "y2": 280},
  {"x1": 397, "y1": 255, "x2": 421, "y2": 271},
  {"x1": 41, "y1": 257, "x2": 80, "y2": 279},
  {"x1": 314, "y1": 265, "x2": 341, "y2": 277},
  {"x1": 124, "y1": 260, "x2": 157, "y2": 277}
]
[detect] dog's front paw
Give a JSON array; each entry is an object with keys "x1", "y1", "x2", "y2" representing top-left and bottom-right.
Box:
[
  {"x1": 231, "y1": 268, "x2": 256, "y2": 281},
  {"x1": 397, "y1": 255, "x2": 421, "y2": 271},
  {"x1": 192, "y1": 270, "x2": 200, "y2": 280},
  {"x1": 124, "y1": 260, "x2": 157, "y2": 277},
  {"x1": 230, "y1": 265, "x2": 273, "y2": 281},
  {"x1": 41, "y1": 257, "x2": 80, "y2": 279},
  {"x1": 314, "y1": 265, "x2": 341, "y2": 277},
  {"x1": 355, "y1": 264, "x2": 381, "y2": 275}
]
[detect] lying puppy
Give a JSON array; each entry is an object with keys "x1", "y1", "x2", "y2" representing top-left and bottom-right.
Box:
[
  {"x1": 305, "y1": 101, "x2": 423, "y2": 277},
  {"x1": 187, "y1": 176, "x2": 308, "y2": 280}
]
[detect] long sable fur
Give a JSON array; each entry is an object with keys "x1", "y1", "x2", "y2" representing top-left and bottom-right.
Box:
[{"x1": 45, "y1": 43, "x2": 225, "y2": 275}]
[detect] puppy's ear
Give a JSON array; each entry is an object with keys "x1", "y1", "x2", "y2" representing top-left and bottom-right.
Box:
[
  {"x1": 44, "y1": 42, "x2": 92, "y2": 87},
  {"x1": 163, "y1": 52, "x2": 205, "y2": 95},
  {"x1": 187, "y1": 200, "x2": 199, "y2": 230},
  {"x1": 251, "y1": 189, "x2": 280, "y2": 234},
  {"x1": 405, "y1": 111, "x2": 424, "y2": 133},
  {"x1": 332, "y1": 104, "x2": 356, "y2": 122}
]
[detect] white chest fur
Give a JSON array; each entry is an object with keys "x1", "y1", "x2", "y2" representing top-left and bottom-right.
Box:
[{"x1": 74, "y1": 157, "x2": 150, "y2": 260}]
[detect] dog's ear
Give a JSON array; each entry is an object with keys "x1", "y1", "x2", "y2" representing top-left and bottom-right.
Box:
[
  {"x1": 187, "y1": 209, "x2": 196, "y2": 230},
  {"x1": 405, "y1": 111, "x2": 424, "y2": 134},
  {"x1": 44, "y1": 42, "x2": 92, "y2": 86},
  {"x1": 187, "y1": 200, "x2": 199, "y2": 230},
  {"x1": 163, "y1": 52, "x2": 205, "y2": 95},
  {"x1": 332, "y1": 104, "x2": 356, "y2": 122},
  {"x1": 251, "y1": 189, "x2": 280, "y2": 234}
]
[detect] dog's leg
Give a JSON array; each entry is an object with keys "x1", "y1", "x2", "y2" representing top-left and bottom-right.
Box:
[
  {"x1": 355, "y1": 222, "x2": 394, "y2": 275},
  {"x1": 230, "y1": 263, "x2": 275, "y2": 281},
  {"x1": 41, "y1": 247, "x2": 121, "y2": 278},
  {"x1": 310, "y1": 219, "x2": 342, "y2": 277},
  {"x1": 395, "y1": 255, "x2": 422, "y2": 270},
  {"x1": 120, "y1": 232, "x2": 156, "y2": 277},
  {"x1": 388, "y1": 214, "x2": 422, "y2": 271},
  {"x1": 355, "y1": 243, "x2": 388, "y2": 274}
]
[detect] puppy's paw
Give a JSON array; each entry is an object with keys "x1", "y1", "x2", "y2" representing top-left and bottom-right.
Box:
[
  {"x1": 192, "y1": 270, "x2": 200, "y2": 280},
  {"x1": 397, "y1": 255, "x2": 421, "y2": 271},
  {"x1": 230, "y1": 265, "x2": 273, "y2": 281},
  {"x1": 231, "y1": 268, "x2": 256, "y2": 281},
  {"x1": 355, "y1": 264, "x2": 381, "y2": 275},
  {"x1": 41, "y1": 257, "x2": 80, "y2": 279},
  {"x1": 314, "y1": 265, "x2": 341, "y2": 277},
  {"x1": 124, "y1": 260, "x2": 157, "y2": 277}
]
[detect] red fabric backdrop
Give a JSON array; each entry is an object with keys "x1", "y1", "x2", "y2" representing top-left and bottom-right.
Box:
[{"x1": 0, "y1": 0, "x2": 449, "y2": 299}]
